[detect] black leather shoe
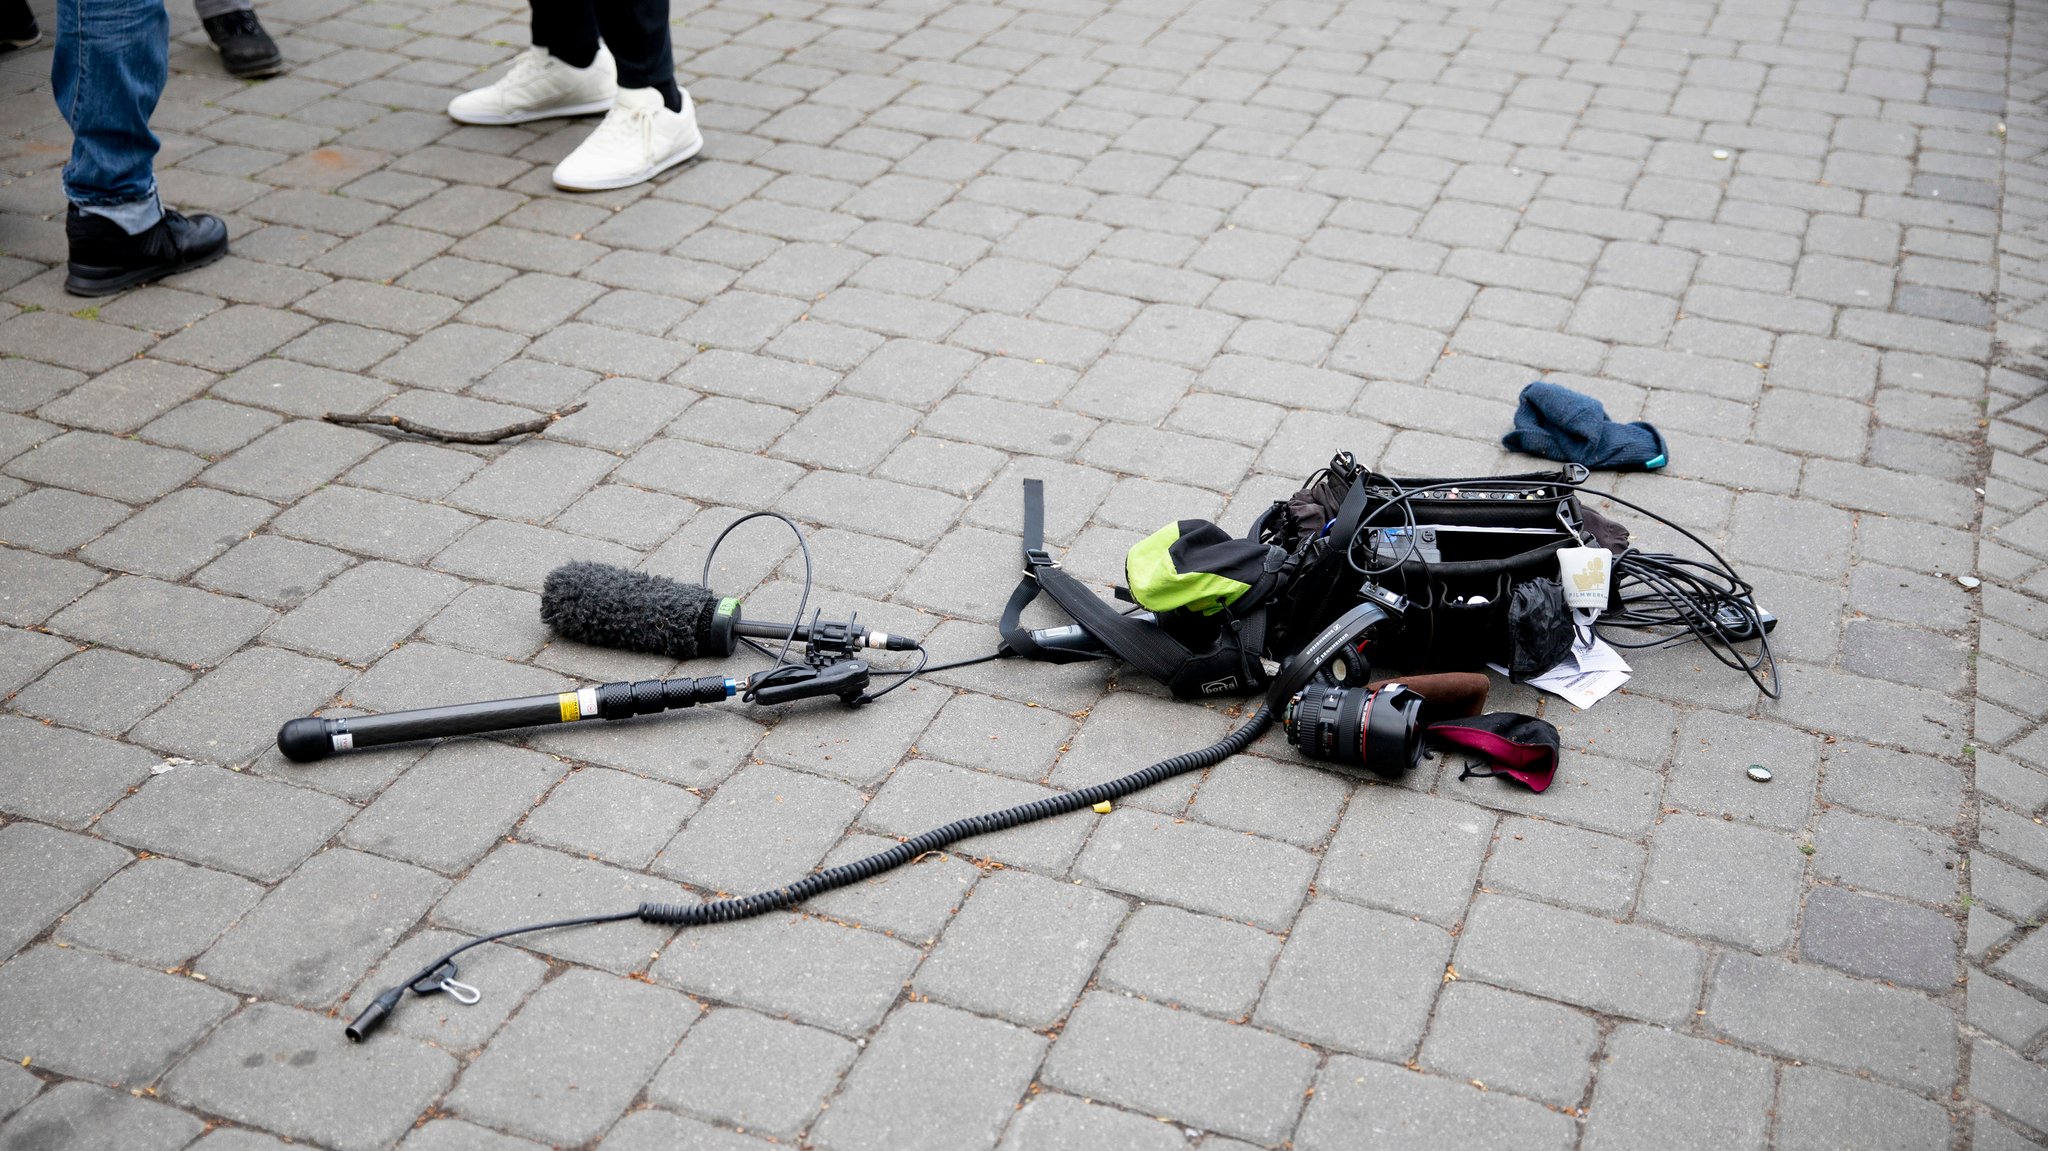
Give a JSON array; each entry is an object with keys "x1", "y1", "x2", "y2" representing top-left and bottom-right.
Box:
[
  {"x1": 202, "y1": 9, "x2": 283, "y2": 78},
  {"x1": 65, "y1": 205, "x2": 230, "y2": 297},
  {"x1": 0, "y1": 0, "x2": 40, "y2": 50}
]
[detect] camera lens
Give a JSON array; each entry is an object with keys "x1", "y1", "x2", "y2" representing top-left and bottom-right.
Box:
[{"x1": 1284, "y1": 682, "x2": 1426, "y2": 779}]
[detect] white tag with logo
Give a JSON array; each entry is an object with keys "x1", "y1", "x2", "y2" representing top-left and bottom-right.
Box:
[{"x1": 1558, "y1": 547, "x2": 1611, "y2": 611}]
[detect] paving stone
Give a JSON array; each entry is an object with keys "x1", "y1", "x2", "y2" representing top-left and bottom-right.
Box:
[
  {"x1": 197, "y1": 847, "x2": 446, "y2": 1006},
  {"x1": 201, "y1": 419, "x2": 386, "y2": 502},
  {"x1": 401, "y1": 1120, "x2": 551, "y2": 1151},
  {"x1": 647, "y1": 1007, "x2": 857, "y2": 1140},
  {"x1": 164, "y1": 1002, "x2": 457, "y2": 1151},
  {"x1": 74, "y1": 487, "x2": 274, "y2": 581},
  {"x1": 6, "y1": 431, "x2": 205, "y2": 503},
  {"x1": 0, "y1": 547, "x2": 102, "y2": 626},
  {"x1": 273, "y1": 485, "x2": 479, "y2": 564},
  {"x1": 1665, "y1": 710, "x2": 1820, "y2": 830},
  {"x1": 1074, "y1": 807, "x2": 1316, "y2": 931},
  {"x1": 1639, "y1": 814, "x2": 1805, "y2": 951},
  {"x1": 749, "y1": 670, "x2": 949, "y2": 786},
  {"x1": 434, "y1": 842, "x2": 683, "y2": 973},
  {"x1": 1799, "y1": 885, "x2": 1957, "y2": 990},
  {"x1": 1050, "y1": 691, "x2": 1231, "y2": 811},
  {"x1": 95, "y1": 762, "x2": 353, "y2": 882},
  {"x1": 0, "y1": 312, "x2": 153, "y2": 372},
  {"x1": 1994, "y1": 925, "x2": 2048, "y2": 997},
  {"x1": 429, "y1": 518, "x2": 642, "y2": 592},
  {"x1": 1583, "y1": 1025, "x2": 1772, "y2": 1151},
  {"x1": 1417, "y1": 981, "x2": 1599, "y2": 1107},
  {"x1": 0, "y1": 626, "x2": 76, "y2": 697},
  {"x1": 1317, "y1": 788, "x2": 1494, "y2": 926},
  {"x1": 152, "y1": 304, "x2": 315, "y2": 372},
  {"x1": 1095, "y1": 902, "x2": 1279, "y2": 1019},
  {"x1": 0, "y1": 487, "x2": 127, "y2": 555},
  {"x1": 37, "y1": 359, "x2": 215, "y2": 435},
  {"x1": 1455, "y1": 894, "x2": 1704, "y2": 1025},
  {"x1": 447, "y1": 968, "x2": 699, "y2": 1147},
  {"x1": 139, "y1": 398, "x2": 284, "y2": 458},
  {"x1": 0, "y1": 944, "x2": 237, "y2": 1085},
  {"x1": 46, "y1": 575, "x2": 273, "y2": 666},
  {"x1": 655, "y1": 760, "x2": 864, "y2": 892},
  {"x1": 0, "y1": 713, "x2": 160, "y2": 828},
  {"x1": 0, "y1": 1081, "x2": 202, "y2": 1151},
  {"x1": 1042, "y1": 992, "x2": 1317, "y2": 1145},
  {"x1": 1705, "y1": 951, "x2": 1956, "y2": 1091},
  {"x1": 916, "y1": 868, "x2": 1126, "y2": 1027},
  {"x1": 194, "y1": 532, "x2": 356, "y2": 606},
  {"x1": 997, "y1": 1094, "x2": 1189, "y2": 1151},
  {"x1": 1255, "y1": 898, "x2": 1451, "y2": 1060},
  {"x1": 651, "y1": 909, "x2": 921, "y2": 1036},
  {"x1": 446, "y1": 440, "x2": 619, "y2": 521},
  {"x1": 1968, "y1": 971, "x2": 2048, "y2": 1053},
  {"x1": 1483, "y1": 817, "x2": 1643, "y2": 917},
  {"x1": 1811, "y1": 808, "x2": 1959, "y2": 904},
  {"x1": 1972, "y1": 1038, "x2": 2048, "y2": 1135},
  {"x1": 126, "y1": 645, "x2": 356, "y2": 764},
  {"x1": 0, "y1": 821, "x2": 131, "y2": 959},
  {"x1": 0, "y1": 1061, "x2": 34, "y2": 1122},
  {"x1": 343, "y1": 740, "x2": 564, "y2": 874},
  {"x1": 55, "y1": 856, "x2": 262, "y2": 968},
  {"x1": 811, "y1": 1002, "x2": 1045, "y2": 1151},
  {"x1": 1187, "y1": 753, "x2": 1353, "y2": 848},
  {"x1": 267, "y1": 560, "x2": 464, "y2": 663},
  {"x1": 513, "y1": 765, "x2": 697, "y2": 869},
  {"x1": 1295, "y1": 1057, "x2": 1573, "y2": 1151},
  {"x1": 1775, "y1": 1064, "x2": 1954, "y2": 1151},
  {"x1": 527, "y1": 705, "x2": 765, "y2": 788}
]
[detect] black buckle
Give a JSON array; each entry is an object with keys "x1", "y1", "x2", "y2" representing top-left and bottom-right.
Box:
[{"x1": 1024, "y1": 548, "x2": 1057, "y2": 575}]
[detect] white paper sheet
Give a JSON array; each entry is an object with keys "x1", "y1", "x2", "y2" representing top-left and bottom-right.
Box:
[{"x1": 1490, "y1": 632, "x2": 1631, "y2": 710}]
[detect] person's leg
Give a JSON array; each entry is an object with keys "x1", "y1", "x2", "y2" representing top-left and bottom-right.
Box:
[
  {"x1": 53, "y1": 0, "x2": 165, "y2": 227},
  {"x1": 591, "y1": 0, "x2": 678, "y2": 110},
  {"x1": 194, "y1": 0, "x2": 282, "y2": 79},
  {"x1": 0, "y1": 0, "x2": 41, "y2": 50},
  {"x1": 528, "y1": 0, "x2": 598, "y2": 69},
  {"x1": 446, "y1": 0, "x2": 615, "y2": 126},
  {"x1": 550, "y1": 0, "x2": 698, "y2": 192},
  {"x1": 53, "y1": 0, "x2": 227, "y2": 294}
]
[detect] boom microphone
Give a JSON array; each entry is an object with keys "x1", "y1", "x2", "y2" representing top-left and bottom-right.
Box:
[
  {"x1": 542, "y1": 561, "x2": 727, "y2": 659},
  {"x1": 540, "y1": 561, "x2": 916, "y2": 657}
]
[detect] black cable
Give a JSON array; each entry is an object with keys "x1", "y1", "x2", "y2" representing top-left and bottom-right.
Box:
[
  {"x1": 348, "y1": 706, "x2": 1273, "y2": 1040},
  {"x1": 702, "y1": 512, "x2": 812, "y2": 694},
  {"x1": 637, "y1": 705, "x2": 1271, "y2": 925},
  {"x1": 870, "y1": 649, "x2": 1008, "y2": 677},
  {"x1": 1323, "y1": 472, "x2": 1778, "y2": 698},
  {"x1": 346, "y1": 910, "x2": 641, "y2": 1040},
  {"x1": 853, "y1": 642, "x2": 927, "y2": 703}
]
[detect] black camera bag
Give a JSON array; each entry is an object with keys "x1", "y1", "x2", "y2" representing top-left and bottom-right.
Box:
[{"x1": 1251, "y1": 455, "x2": 1607, "y2": 674}]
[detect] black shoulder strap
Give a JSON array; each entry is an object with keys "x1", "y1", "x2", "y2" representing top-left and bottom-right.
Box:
[
  {"x1": 998, "y1": 480, "x2": 1191, "y2": 685},
  {"x1": 998, "y1": 479, "x2": 1099, "y2": 664}
]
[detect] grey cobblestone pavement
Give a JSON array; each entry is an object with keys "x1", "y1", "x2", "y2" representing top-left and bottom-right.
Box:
[{"x1": 3, "y1": 0, "x2": 2048, "y2": 1144}]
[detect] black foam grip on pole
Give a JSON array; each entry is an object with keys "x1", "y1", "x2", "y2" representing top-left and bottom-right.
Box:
[{"x1": 637, "y1": 706, "x2": 1273, "y2": 926}]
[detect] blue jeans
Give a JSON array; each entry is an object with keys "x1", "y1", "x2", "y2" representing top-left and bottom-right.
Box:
[{"x1": 52, "y1": 0, "x2": 168, "y2": 233}]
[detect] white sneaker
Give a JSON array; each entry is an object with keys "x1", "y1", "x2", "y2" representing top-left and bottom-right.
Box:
[
  {"x1": 448, "y1": 45, "x2": 616, "y2": 126},
  {"x1": 551, "y1": 87, "x2": 703, "y2": 191}
]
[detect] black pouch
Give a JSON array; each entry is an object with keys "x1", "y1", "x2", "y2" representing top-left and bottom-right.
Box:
[{"x1": 1505, "y1": 577, "x2": 1574, "y2": 681}]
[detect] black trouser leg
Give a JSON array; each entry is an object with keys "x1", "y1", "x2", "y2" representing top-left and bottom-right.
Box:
[
  {"x1": 593, "y1": 0, "x2": 679, "y2": 109},
  {"x1": 528, "y1": 0, "x2": 598, "y2": 69}
]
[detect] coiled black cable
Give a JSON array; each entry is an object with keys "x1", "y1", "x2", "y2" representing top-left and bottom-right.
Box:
[
  {"x1": 350, "y1": 706, "x2": 1271, "y2": 1039},
  {"x1": 639, "y1": 704, "x2": 1271, "y2": 924}
]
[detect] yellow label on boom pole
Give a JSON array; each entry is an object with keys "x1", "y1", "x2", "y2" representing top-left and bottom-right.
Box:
[{"x1": 558, "y1": 693, "x2": 581, "y2": 722}]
